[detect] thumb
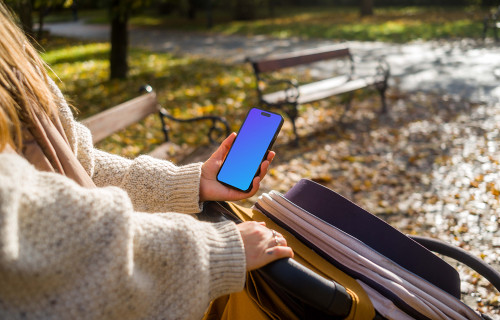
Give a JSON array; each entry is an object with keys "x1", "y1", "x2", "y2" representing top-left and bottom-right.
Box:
[{"x1": 210, "y1": 132, "x2": 236, "y2": 161}]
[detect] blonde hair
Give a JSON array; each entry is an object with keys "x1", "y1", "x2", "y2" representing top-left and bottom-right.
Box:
[{"x1": 0, "y1": 1, "x2": 59, "y2": 151}]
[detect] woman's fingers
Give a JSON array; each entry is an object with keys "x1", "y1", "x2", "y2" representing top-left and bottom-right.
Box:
[
  {"x1": 265, "y1": 246, "x2": 294, "y2": 259},
  {"x1": 267, "y1": 151, "x2": 276, "y2": 162},
  {"x1": 258, "y1": 151, "x2": 275, "y2": 180},
  {"x1": 245, "y1": 176, "x2": 261, "y2": 197},
  {"x1": 268, "y1": 229, "x2": 287, "y2": 248},
  {"x1": 237, "y1": 222, "x2": 294, "y2": 271},
  {"x1": 210, "y1": 132, "x2": 236, "y2": 161},
  {"x1": 264, "y1": 228, "x2": 293, "y2": 264},
  {"x1": 245, "y1": 151, "x2": 276, "y2": 196}
]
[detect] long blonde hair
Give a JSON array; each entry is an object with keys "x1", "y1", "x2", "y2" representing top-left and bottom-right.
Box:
[{"x1": 0, "y1": 1, "x2": 59, "y2": 152}]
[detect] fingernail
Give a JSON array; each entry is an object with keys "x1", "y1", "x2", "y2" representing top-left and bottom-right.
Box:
[{"x1": 267, "y1": 250, "x2": 273, "y2": 255}]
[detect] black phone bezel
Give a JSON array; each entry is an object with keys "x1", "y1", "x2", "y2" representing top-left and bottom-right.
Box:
[{"x1": 216, "y1": 107, "x2": 284, "y2": 193}]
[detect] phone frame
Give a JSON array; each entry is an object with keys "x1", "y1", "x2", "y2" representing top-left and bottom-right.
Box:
[{"x1": 216, "y1": 107, "x2": 284, "y2": 193}]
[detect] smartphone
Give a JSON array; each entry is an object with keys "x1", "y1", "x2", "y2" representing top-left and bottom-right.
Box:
[{"x1": 216, "y1": 108, "x2": 284, "y2": 193}]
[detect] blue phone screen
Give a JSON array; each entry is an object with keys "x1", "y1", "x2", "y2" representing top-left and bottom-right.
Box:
[{"x1": 217, "y1": 108, "x2": 283, "y2": 192}]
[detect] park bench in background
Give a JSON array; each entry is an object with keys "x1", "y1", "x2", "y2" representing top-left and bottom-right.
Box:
[
  {"x1": 483, "y1": 6, "x2": 500, "y2": 41},
  {"x1": 246, "y1": 45, "x2": 390, "y2": 142},
  {"x1": 82, "y1": 85, "x2": 230, "y2": 165}
]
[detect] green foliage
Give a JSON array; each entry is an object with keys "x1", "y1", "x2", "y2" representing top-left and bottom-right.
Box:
[
  {"x1": 47, "y1": 5, "x2": 485, "y2": 42},
  {"x1": 40, "y1": 37, "x2": 258, "y2": 157},
  {"x1": 5, "y1": 0, "x2": 64, "y2": 9},
  {"x1": 209, "y1": 6, "x2": 487, "y2": 42}
]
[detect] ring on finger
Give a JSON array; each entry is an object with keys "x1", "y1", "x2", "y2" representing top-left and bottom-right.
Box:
[{"x1": 271, "y1": 230, "x2": 280, "y2": 246}]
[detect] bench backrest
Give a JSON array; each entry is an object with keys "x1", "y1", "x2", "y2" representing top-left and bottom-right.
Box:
[
  {"x1": 82, "y1": 92, "x2": 158, "y2": 144},
  {"x1": 248, "y1": 45, "x2": 351, "y2": 74}
]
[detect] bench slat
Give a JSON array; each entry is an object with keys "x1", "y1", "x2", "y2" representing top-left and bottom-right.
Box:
[
  {"x1": 252, "y1": 45, "x2": 350, "y2": 73},
  {"x1": 82, "y1": 93, "x2": 158, "y2": 144},
  {"x1": 297, "y1": 77, "x2": 378, "y2": 104},
  {"x1": 263, "y1": 76, "x2": 379, "y2": 105}
]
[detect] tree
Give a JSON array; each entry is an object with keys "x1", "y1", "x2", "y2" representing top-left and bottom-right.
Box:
[
  {"x1": 360, "y1": 0, "x2": 373, "y2": 17},
  {"x1": 232, "y1": 0, "x2": 258, "y2": 20},
  {"x1": 481, "y1": 0, "x2": 496, "y2": 7},
  {"x1": 6, "y1": 0, "x2": 34, "y2": 37},
  {"x1": 6, "y1": 0, "x2": 67, "y2": 41},
  {"x1": 186, "y1": 0, "x2": 199, "y2": 19},
  {"x1": 36, "y1": 0, "x2": 65, "y2": 40},
  {"x1": 109, "y1": 0, "x2": 130, "y2": 79}
]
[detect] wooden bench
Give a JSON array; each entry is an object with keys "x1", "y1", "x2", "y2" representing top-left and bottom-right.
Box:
[
  {"x1": 483, "y1": 6, "x2": 500, "y2": 41},
  {"x1": 246, "y1": 45, "x2": 390, "y2": 142},
  {"x1": 82, "y1": 85, "x2": 230, "y2": 165}
]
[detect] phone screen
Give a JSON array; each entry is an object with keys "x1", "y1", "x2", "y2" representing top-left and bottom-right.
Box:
[{"x1": 217, "y1": 108, "x2": 283, "y2": 192}]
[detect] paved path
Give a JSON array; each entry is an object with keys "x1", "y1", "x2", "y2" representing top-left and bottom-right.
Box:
[{"x1": 46, "y1": 20, "x2": 500, "y2": 105}]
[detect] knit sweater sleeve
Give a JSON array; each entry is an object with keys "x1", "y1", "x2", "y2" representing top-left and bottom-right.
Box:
[
  {"x1": 0, "y1": 153, "x2": 246, "y2": 319},
  {"x1": 52, "y1": 79, "x2": 202, "y2": 213}
]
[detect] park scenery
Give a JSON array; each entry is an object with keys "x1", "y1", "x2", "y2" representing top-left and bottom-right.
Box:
[{"x1": 8, "y1": 0, "x2": 500, "y2": 317}]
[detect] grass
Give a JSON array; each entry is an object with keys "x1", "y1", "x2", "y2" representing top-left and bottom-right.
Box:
[
  {"x1": 209, "y1": 6, "x2": 487, "y2": 42},
  {"x1": 39, "y1": 37, "x2": 262, "y2": 157},
  {"x1": 44, "y1": 5, "x2": 490, "y2": 43}
]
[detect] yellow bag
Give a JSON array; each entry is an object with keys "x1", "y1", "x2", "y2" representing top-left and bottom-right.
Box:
[{"x1": 203, "y1": 202, "x2": 375, "y2": 320}]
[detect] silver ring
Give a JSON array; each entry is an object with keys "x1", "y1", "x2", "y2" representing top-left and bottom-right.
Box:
[{"x1": 271, "y1": 230, "x2": 280, "y2": 246}]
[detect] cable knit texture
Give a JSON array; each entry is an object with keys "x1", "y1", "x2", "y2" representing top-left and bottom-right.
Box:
[{"x1": 0, "y1": 81, "x2": 246, "y2": 319}]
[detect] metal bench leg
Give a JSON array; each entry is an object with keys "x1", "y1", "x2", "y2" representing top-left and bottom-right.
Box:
[
  {"x1": 337, "y1": 93, "x2": 353, "y2": 125},
  {"x1": 375, "y1": 59, "x2": 390, "y2": 114},
  {"x1": 483, "y1": 18, "x2": 489, "y2": 41},
  {"x1": 285, "y1": 104, "x2": 299, "y2": 145},
  {"x1": 379, "y1": 86, "x2": 388, "y2": 114}
]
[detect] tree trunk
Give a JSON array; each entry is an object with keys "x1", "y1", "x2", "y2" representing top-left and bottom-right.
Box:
[
  {"x1": 109, "y1": 0, "x2": 129, "y2": 79},
  {"x1": 37, "y1": 5, "x2": 47, "y2": 41},
  {"x1": 15, "y1": 0, "x2": 34, "y2": 38},
  {"x1": 481, "y1": 0, "x2": 495, "y2": 7},
  {"x1": 233, "y1": 0, "x2": 256, "y2": 21},
  {"x1": 360, "y1": 0, "x2": 374, "y2": 17},
  {"x1": 187, "y1": 0, "x2": 197, "y2": 19},
  {"x1": 268, "y1": 0, "x2": 275, "y2": 17},
  {"x1": 206, "y1": 0, "x2": 213, "y2": 29}
]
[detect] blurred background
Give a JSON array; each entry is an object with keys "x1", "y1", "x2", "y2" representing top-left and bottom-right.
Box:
[{"x1": 4, "y1": 0, "x2": 500, "y2": 316}]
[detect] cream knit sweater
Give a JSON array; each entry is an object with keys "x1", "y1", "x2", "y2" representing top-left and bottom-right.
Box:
[{"x1": 0, "y1": 82, "x2": 246, "y2": 319}]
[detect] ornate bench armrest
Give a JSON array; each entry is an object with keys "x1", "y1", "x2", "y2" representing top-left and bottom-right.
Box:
[
  {"x1": 262, "y1": 79, "x2": 300, "y2": 104},
  {"x1": 140, "y1": 85, "x2": 230, "y2": 145},
  {"x1": 158, "y1": 108, "x2": 231, "y2": 145},
  {"x1": 375, "y1": 58, "x2": 391, "y2": 91}
]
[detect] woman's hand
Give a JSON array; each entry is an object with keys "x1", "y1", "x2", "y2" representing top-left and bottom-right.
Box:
[
  {"x1": 199, "y1": 132, "x2": 275, "y2": 202},
  {"x1": 237, "y1": 221, "x2": 294, "y2": 271},
  {"x1": 200, "y1": 134, "x2": 291, "y2": 270}
]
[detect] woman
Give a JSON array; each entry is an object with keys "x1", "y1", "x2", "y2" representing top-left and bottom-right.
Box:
[{"x1": 0, "y1": 2, "x2": 293, "y2": 319}]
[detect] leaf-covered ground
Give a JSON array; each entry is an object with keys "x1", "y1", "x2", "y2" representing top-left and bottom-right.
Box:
[
  {"x1": 245, "y1": 91, "x2": 500, "y2": 316},
  {"x1": 40, "y1": 37, "x2": 499, "y2": 317}
]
